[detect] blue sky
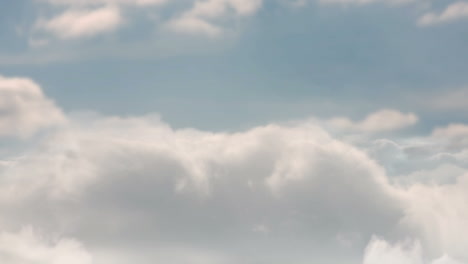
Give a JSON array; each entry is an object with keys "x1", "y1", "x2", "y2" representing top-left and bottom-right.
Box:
[
  {"x1": 1, "y1": 1, "x2": 468, "y2": 264},
  {"x1": 1, "y1": 0, "x2": 468, "y2": 130}
]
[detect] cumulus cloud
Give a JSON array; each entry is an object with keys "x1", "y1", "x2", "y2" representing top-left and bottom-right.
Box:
[
  {"x1": 418, "y1": 2, "x2": 468, "y2": 26},
  {"x1": 0, "y1": 112, "x2": 405, "y2": 263},
  {"x1": 0, "y1": 75, "x2": 65, "y2": 138},
  {"x1": 1, "y1": 74, "x2": 468, "y2": 263},
  {"x1": 0, "y1": 227, "x2": 92, "y2": 264},
  {"x1": 35, "y1": 6, "x2": 123, "y2": 39},
  {"x1": 328, "y1": 109, "x2": 418, "y2": 133}
]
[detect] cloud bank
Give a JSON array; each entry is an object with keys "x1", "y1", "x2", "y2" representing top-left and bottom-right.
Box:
[{"x1": 0, "y1": 74, "x2": 467, "y2": 263}]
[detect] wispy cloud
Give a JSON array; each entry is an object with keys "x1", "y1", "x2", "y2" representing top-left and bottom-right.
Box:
[
  {"x1": 328, "y1": 109, "x2": 418, "y2": 133},
  {"x1": 166, "y1": 0, "x2": 263, "y2": 36},
  {"x1": 418, "y1": 1, "x2": 468, "y2": 26},
  {"x1": 34, "y1": 6, "x2": 123, "y2": 39}
]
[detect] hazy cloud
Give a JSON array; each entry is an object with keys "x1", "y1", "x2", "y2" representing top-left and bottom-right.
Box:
[
  {"x1": 166, "y1": 0, "x2": 262, "y2": 36},
  {"x1": 328, "y1": 109, "x2": 418, "y2": 133},
  {"x1": 419, "y1": 2, "x2": 468, "y2": 26},
  {"x1": 35, "y1": 6, "x2": 123, "y2": 39}
]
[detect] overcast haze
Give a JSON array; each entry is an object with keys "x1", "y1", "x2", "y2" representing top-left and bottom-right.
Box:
[{"x1": 0, "y1": 0, "x2": 468, "y2": 263}]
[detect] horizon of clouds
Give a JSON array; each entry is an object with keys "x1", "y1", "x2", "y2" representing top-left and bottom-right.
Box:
[{"x1": 1, "y1": 74, "x2": 468, "y2": 263}]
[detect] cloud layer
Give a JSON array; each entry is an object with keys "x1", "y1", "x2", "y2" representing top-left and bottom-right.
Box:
[{"x1": 0, "y1": 75, "x2": 467, "y2": 263}]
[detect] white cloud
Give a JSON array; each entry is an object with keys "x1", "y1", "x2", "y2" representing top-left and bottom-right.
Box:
[
  {"x1": 166, "y1": 0, "x2": 263, "y2": 36},
  {"x1": 33, "y1": 0, "x2": 263, "y2": 40},
  {"x1": 418, "y1": 2, "x2": 468, "y2": 26},
  {"x1": 0, "y1": 227, "x2": 92, "y2": 264},
  {"x1": 35, "y1": 6, "x2": 123, "y2": 39},
  {"x1": 0, "y1": 75, "x2": 65, "y2": 138},
  {"x1": 431, "y1": 123, "x2": 468, "y2": 150},
  {"x1": 328, "y1": 109, "x2": 418, "y2": 133},
  {"x1": 0, "y1": 112, "x2": 405, "y2": 262},
  {"x1": 1, "y1": 74, "x2": 468, "y2": 263},
  {"x1": 363, "y1": 238, "x2": 464, "y2": 264},
  {"x1": 166, "y1": 16, "x2": 222, "y2": 37},
  {"x1": 363, "y1": 237, "x2": 424, "y2": 264},
  {"x1": 401, "y1": 173, "x2": 468, "y2": 261},
  {"x1": 432, "y1": 255, "x2": 465, "y2": 264}
]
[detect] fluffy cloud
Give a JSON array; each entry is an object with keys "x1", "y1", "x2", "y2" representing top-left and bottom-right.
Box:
[
  {"x1": 418, "y1": 2, "x2": 468, "y2": 26},
  {"x1": 0, "y1": 75, "x2": 65, "y2": 138},
  {"x1": 328, "y1": 109, "x2": 418, "y2": 133},
  {"x1": 1, "y1": 74, "x2": 468, "y2": 263},
  {"x1": 0, "y1": 113, "x2": 405, "y2": 263},
  {"x1": 35, "y1": 6, "x2": 123, "y2": 39}
]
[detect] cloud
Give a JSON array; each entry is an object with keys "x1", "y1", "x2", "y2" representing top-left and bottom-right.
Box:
[
  {"x1": 328, "y1": 109, "x2": 418, "y2": 133},
  {"x1": 318, "y1": 0, "x2": 414, "y2": 6},
  {"x1": 37, "y1": 0, "x2": 167, "y2": 7},
  {"x1": 431, "y1": 124, "x2": 468, "y2": 150},
  {"x1": 0, "y1": 227, "x2": 92, "y2": 264},
  {"x1": 1, "y1": 74, "x2": 468, "y2": 263},
  {"x1": 166, "y1": 16, "x2": 222, "y2": 37},
  {"x1": 166, "y1": 0, "x2": 263, "y2": 36},
  {"x1": 418, "y1": 2, "x2": 468, "y2": 26},
  {"x1": 32, "y1": 0, "x2": 263, "y2": 41},
  {"x1": 0, "y1": 75, "x2": 65, "y2": 138},
  {"x1": 0, "y1": 112, "x2": 405, "y2": 263},
  {"x1": 363, "y1": 238, "x2": 464, "y2": 264},
  {"x1": 363, "y1": 237, "x2": 424, "y2": 264},
  {"x1": 425, "y1": 88, "x2": 468, "y2": 111},
  {"x1": 35, "y1": 6, "x2": 123, "y2": 39}
]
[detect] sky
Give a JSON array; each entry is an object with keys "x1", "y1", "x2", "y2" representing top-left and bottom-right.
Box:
[{"x1": 0, "y1": 0, "x2": 468, "y2": 263}]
